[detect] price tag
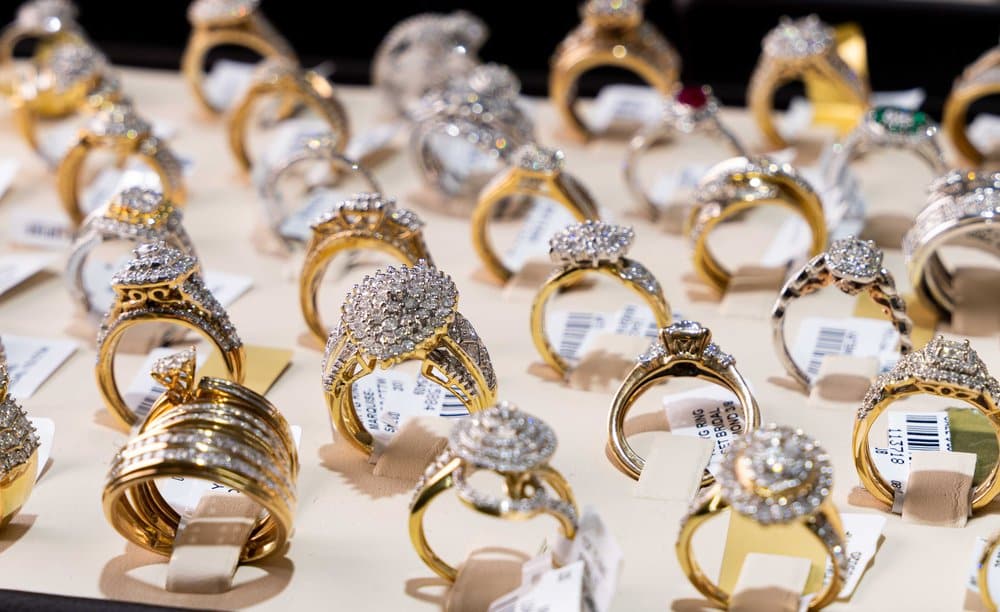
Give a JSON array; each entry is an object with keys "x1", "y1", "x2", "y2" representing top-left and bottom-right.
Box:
[
  {"x1": 549, "y1": 507, "x2": 623, "y2": 612},
  {"x1": 6, "y1": 210, "x2": 73, "y2": 250},
  {"x1": 759, "y1": 216, "x2": 812, "y2": 268},
  {"x1": 28, "y1": 417, "x2": 54, "y2": 481},
  {"x1": 969, "y1": 114, "x2": 1000, "y2": 154},
  {"x1": 490, "y1": 561, "x2": 584, "y2": 612},
  {"x1": 351, "y1": 368, "x2": 468, "y2": 446},
  {"x1": 80, "y1": 163, "x2": 166, "y2": 216},
  {"x1": 0, "y1": 158, "x2": 18, "y2": 200},
  {"x1": 202, "y1": 59, "x2": 256, "y2": 111},
  {"x1": 871, "y1": 411, "x2": 951, "y2": 510},
  {"x1": 0, "y1": 253, "x2": 54, "y2": 298},
  {"x1": 649, "y1": 164, "x2": 710, "y2": 208},
  {"x1": 663, "y1": 386, "x2": 744, "y2": 478},
  {"x1": 2, "y1": 335, "x2": 77, "y2": 400},
  {"x1": 278, "y1": 188, "x2": 348, "y2": 242},
  {"x1": 202, "y1": 270, "x2": 254, "y2": 307},
  {"x1": 547, "y1": 304, "x2": 666, "y2": 364},
  {"x1": 503, "y1": 200, "x2": 579, "y2": 272},
  {"x1": 780, "y1": 97, "x2": 814, "y2": 139},
  {"x1": 830, "y1": 513, "x2": 885, "y2": 598},
  {"x1": 587, "y1": 85, "x2": 663, "y2": 134},
  {"x1": 869, "y1": 88, "x2": 926, "y2": 110},
  {"x1": 37, "y1": 123, "x2": 79, "y2": 164},
  {"x1": 791, "y1": 316, "x2": 903, "y2": 382},
  {"x1": 345, "y1": 122, "x2": 405, "y2": 161}
]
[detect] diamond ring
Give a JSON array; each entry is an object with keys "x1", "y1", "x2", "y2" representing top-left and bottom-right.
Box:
[
  {"x1": 55, "y1": 102, "x2": 185, "y2": 226},
  {"x1": 228, "y1": 57, "x2": 350, "y2": 174},
  {"x1": 609, "y1": 320, "x2": 760, "y2": 483},
  {"x1": 530, "y1": 220, "x2": 671, "y2": 377},
  {"x1": 372, "y1": 11, "x2": 487, "y2": 119},
  {"x1": 103, "y1": 347, "x2": 297, "y2": 562},
  {"x1": 748, "y1": 15, "x2": 870, "y2": 148},
  {"x1": 687, "y1": 156, "x2": 827, "y2": 295},
  {"x1": 471, "y1": 143, "x2": 601, "y2": 284},
  {"x1": 410, "y1": 63, "x2": 534, "y2": 201},
  {"x1": 0, "y1": 357, "x2": 41, "y2": 528},
  {"x1": 854, "y1": 336, "x2": 1000, "y2": 510},
  {"x1": 943, "y1": 42, "x2": 1000, "y2": 166},
  {"x1": 95, "y1": 241, "x2": 245, "y2": 428},
  {"x1": 300, "y1": 193, "x2": 434, "y2": 344},
  {"x1": 624, "y1": 84, "x2": 746, "y2": 218},
  {"x1": 181, "y1": 0, "x2": 297, "y2": 115},
  {"x1": 904, "y1": 170, "x2": 1000, "y2": 320},
  {"x1": 66, "y1": 188, "x2": 196, "y2": 319},
  {"x1": 409, "y1": 401, "x2": 578, "y2": 581},
  {"x1": 772, "y1": 237, "x2": 913, "y2": 389},
  {"x1": 322, "y1": 262, "x2": 496, "y2": 455},
  {"x1": 550, "y1": 0, "x2": 680, "y2": 141},
  {"x1": 256, "y1": 131, "x2": 380, "y2": 246},
  {"x1": 677, "y1": 424, "x2": 847, "y2": 610},
  {"x1": 0, "y1": 0, "x2": 83, "y2": 93}
]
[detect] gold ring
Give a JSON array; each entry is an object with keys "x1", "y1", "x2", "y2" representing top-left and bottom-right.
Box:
[
  {"x1": 227, "y1": 57, "x2": 349, "y2": 174},
  {"x1": 677, "y1": 424, "x2": 847, "y2": 610},
  {"x1": 95, "y1": 241, "x2": 245, "y2": 429},
  {"x1": 531, "y1": 220, "x2": 671, "y2": 378},
  {"x1": 181, "y1": 0, "x2": 297, "y2": 115},
  {"x1": 0, "y1": 0, "x2": 83, "y2": 96},
  {"x1": 978, "y1": 531, "x2": 1000, "y2": 612},
  {"x1": 409, "y1": 401, "x2": 578, "y2": 581},
  {"x1": 748, "y1": 15, "x2": 869, "y2": 148},
  {"x1": 55, "y1": 102, "x2": 186, "y2": 227},
  {"x1": 472, "y1": 144, "x2": 600, "y2": 284},
  {"x1": 299, "y1": 192, "x2": 434, "y2": 345},
  {"x1": 322, "y1": 262, "x2": 497, "y2": 455},
  {"x1": 686, "y1": 156, "x2": 827, "y2": 295},
  {"x1": 102, "y1": 347, "x2": 297, "y2": 562},
  {"x1": 943, "y1": 43, "x2": 1000, "y2": 166},
  {"x1": 550, "y1": 0, "x2": 680, "y2": 141},
  {"x1": 853, "y1": 336, "x2": 1000, "y2": 510},
  {"x1": 609, "y1": 320, "x2": 759, "y2": 483},
  {"x1": 0, "y1": 360, "x2": 40, "y2": 528}
]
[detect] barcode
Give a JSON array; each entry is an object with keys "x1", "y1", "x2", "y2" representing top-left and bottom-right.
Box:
[
  {"x1": 134, "y1": 387, "x2": 162, "y2": 420},
  {"x1": 557, "y1": 312, "x2": 602, "y2": 360},
  {"x1": 905, "y1": 414, "x2": 941, "y2": 452},
  {"x1": 440, "y1": 393, "x2": 467, "y2": 418},
  {"x1": 806, "y1": 327, "x2": 850, "y2": 376}
]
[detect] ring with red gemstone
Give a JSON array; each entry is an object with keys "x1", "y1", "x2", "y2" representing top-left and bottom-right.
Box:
[{"x1": 624, "y1": 84, "x2": 746, "y2": 218}]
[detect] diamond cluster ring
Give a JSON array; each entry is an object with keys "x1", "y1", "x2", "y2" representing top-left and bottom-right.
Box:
[
  {"x1": 0, "y1": 358, "x2": 41, "y2": 528},
  {"x1": 853, "y1": 336, "x2": 1000, "y2": 510},
  {"x1": 677, "y1": 424, "x2": 847, "y2": 610},
  {"x1": 66, "y1": 187, "x2": 196, "y2": 318},
  {"x1": 182, "y1": 0, "x2": 297, "y2": 115},
  {"x1": 471, "y1": 143, "x2": 601, "y2": 284},
  {"x1": 408, "y1": 401, "x2": 578, "y2": 581},
  {"x1": 95, "y1": 241, "x2": 245, "y2": 428},
  {"x1": 609, "y1": 320, "x2": 759, "y2": 483},
  {"x1": 322, "y1": 262, "x2": 496, "y2": 455},
  {"x1": 747, "y1": 15, "x2": 870, "y2": 148},
  {"x1": 299, "y1": 193, "x2": 433, "y2": 344},
  {"x1": 530, "y1": 220, "x2": 671, "y2": 377},
  {"x1": 943, "y1": 42, "x2": 1000, "y2": 166},
  {"x1": 103, "y1": 347, "x2": 297, "y2": 562},
  {"x1": 0, "y1": 0, "x2": 83, "y2": 92},
  {"x1": 771, "y1": 237, "x2": 913, "y2": 389},
  {"x1": 550, "y1": 0, "x2": 680, "y2": 141}
]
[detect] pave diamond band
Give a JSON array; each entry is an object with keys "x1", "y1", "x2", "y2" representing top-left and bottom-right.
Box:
[
  {"x1": 0, "y1": 358, "x2": 40, "y2": 526},
  {"x1": 609, "y1": 320, "x2": 759, "y2": 483},
  {"x1": 772, "y1": 237, "x2": 914, "y2": 389},
  {"x1": 409, "y1": 402, "x2": 578, "y2": 582}
]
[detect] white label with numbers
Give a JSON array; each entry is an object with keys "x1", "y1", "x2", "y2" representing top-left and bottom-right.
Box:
[
  {"x1": 6, "y1": 210, "x2": 73, "y2": 250},
  {"x1": 663, "y1": 386, "x2": 744, "y2": 478},
  {"x1": 1, "y1": 335, "x2": 77, "y2": 400},
  {"x1": 588, "y1": 85, "x2": 663, "y2": 133},
  {"x1": 0, "y1": 253, "x2": 54, "y2": 298},
  {"x1": 871, "y1": 411, "x2": 952, "y2": 511},
  {"x1": 502, "y1": 200, "x2": 580, "y2": 272},
  {"x1": 791, "y1": 316, "x2": 902, "y2": 381}
]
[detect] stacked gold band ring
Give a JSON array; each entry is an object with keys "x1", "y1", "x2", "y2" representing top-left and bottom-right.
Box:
[
  {"x1": 0, "y1": 360, "x2": 40, "y2": 528},
  {"x1": 943, "y1": 43, "x2": 1000, "y2": 166}
]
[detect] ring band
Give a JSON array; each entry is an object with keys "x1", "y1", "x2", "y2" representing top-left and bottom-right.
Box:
[
  {"x1": 624, "y1": 84, "x2": 745, "y2": 217},
  {"x1": 182, "y1": 0, "x2": 297, "y2": 115},
  {"x1": 228, "y1": 57, "x2": 349, "y2": 174},
  {"x1": 322, "y1": 263, "x2": 497, "y2": 455},
  {"x1": 687, "y1": 156, "x2": 827, "y2": 295},
  {"x1": 550, "y1": 0, "x2": 680, "y2": 141},
  {"x1": 853, "y1": 336, "x2": 1000, "y2": 509},
  {"x1": 472, "y1": 144, "x2": 600, "y2": 284},
  {"x1": 102, "y1": 347, "x2": 297, "y2": 562},
  {"x1": 677, "y1": 424, "x2": 847, "y2": 610},
  {"x1": 609, "y1": 320, "x2": 759, "y2": 483},
  {"x1": 531, "y1": 221, "x2": 671, "y2": 377},
  {"x1": 299, "y1": 193, "x2": 433, "y2": 345},
  {"x1": 56, "y1": 102, "x2": 185, "y2": 227},
  {"x1": 978, "y1": 532, "x2": 1000, "y2": 612},
  {"x1": 772, "y1": 237, "x2": 913, "y2": 389},
  {"x1": 943, "y1": 43, "x2": 1000, "y2": 166},
  {"x1": 96, "y1": 241, "x2": 245, "y2": 429},
  {"x1": 0, "y1": 361, "x2": 40, "y2": 528},
  {"x1": 748, "y1": 15, "x2": 869, "y2": 149},
  {"x1": 409, "y1": 402, "x2": 578, "y2": 581}
]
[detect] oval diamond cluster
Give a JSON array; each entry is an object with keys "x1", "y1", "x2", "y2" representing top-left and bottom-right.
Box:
[
  {"x1": 549, "y1": 220, "x2": 634, "y2": 266},
  {"x1": 450, "y1": 402, "x2": 556, "y2": 472}
]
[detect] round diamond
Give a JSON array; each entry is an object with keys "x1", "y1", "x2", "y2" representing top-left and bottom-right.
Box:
[
  {"x1": 449, "y1": 401, "x2": 557, "y2": 472},
  {"x1": 512, "y1": 144, "x2": 565, "y2": 173},
  {"x1": 112, "y1": 241, "x2": 196, "y2": 286},
  {"x1": 763, "y1": 15, "x2": 833, "y2": 58},
  {"x1": 827, "y1": 236, "x2": 882, "y2": 282},
  {"x1": 188, "y1": 0, "x2": 258, "y2": 24},
  {"x1": 549, "y1": 220, "x2": 634, "y2": 265},
  {"x1": 341, "y1": 262, "x2": 458, "y2": 361}
]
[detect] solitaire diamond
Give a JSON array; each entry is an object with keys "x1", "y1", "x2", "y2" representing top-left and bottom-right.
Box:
[
  {"x1": 549, "y1": 220, "x2": 634, "y2": 266},
  {"x1": 342, "y1": 263, "x2": 458, "y2": 361},
  {"x1": 640, "y1": 320, "x2": 734, "y2": 369},
  {"x1": 449, "y1": 401, "x2": 557, "y2": 472},
  {"x1": 826, "y1": 237, "x2": 882, "y2": 283},
  {"x1": 512, "y1": 143, "x2": 565, "y2": 173},
  {"x1": 764, "y1": 15, "x2": 833, "y2": 58},
  {"x1": 151, "y1": 347, "x2": 196, "y2": 379}
]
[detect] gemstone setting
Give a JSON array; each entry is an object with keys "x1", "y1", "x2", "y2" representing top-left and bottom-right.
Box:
[
  {"x1": 763, "y1": 15, "x2": 833, "y2": 58},
  {"x1": 549, "y1": 220, "x2": 634, "y2": 266},
  {"x1": 826, "y1": 236, "x2": 882, "y2": 283}
]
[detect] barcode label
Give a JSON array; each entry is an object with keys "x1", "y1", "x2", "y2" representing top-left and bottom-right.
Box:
[
  {"x1": 792, "y1": 317, "x2": 902, "y2": 382},
  {"x1": 558, "y1": 312, "x2": 605, "y2": 360},
  {"x1": 805, "y1": 326, "x2": 853, "y2": 377},
  {"x1": 587, "y1": 85, "x2": 663, "y2": 132},
  {"x1": 873, "y1": 411, "x2": 952, "y2": 509},
  {"x1": 904, "y1": 413, "x2": 943, "y2": 452},
  {"x1": 354, "y1": 369, "x2": 472, "y2": 445},
  {"x1": 503, "y1": 200, "x2": 578, "y2": 272},
  {"x1": 548, "y1": 305, "x2": 675, "y2": 365}
]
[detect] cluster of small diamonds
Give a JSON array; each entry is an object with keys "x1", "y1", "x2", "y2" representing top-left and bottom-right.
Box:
[
  {"x1": 904, "y1": 186, "x2": 1000, "y2": 260},
  {"x1": 549, "y1": 220, "x2": 635, "y2": 266},
  {"x1": 341, "y1": 263, "x2": 458, "y2": 361},
  {"x1": 859, "y1": 336, "x2": 1000, "y2": 420},
  {"x1": 763, "y1": 15, "x2": 833, "y2": 57},
  {"x1": 88, "y1": 103, "x2": 150, "y2": 138},
  {"x1": 188, "y1": 0, "x2": 258, "y2": 24},
  {"x1": 826, "y1": 237, "x2": 883, "y2": 282},
  {"x1": 619, "y1": 260, "x2": 662, "y2": 294},
  {"x1": 449, "y1": 402, "x2": 556, "y2": 471},
  {"x1": 17, "y1": 0, "x2": 76, "y2": 33},
  {"x1": 89, "y1": 188, "x2": 184, "y2": 242},
  {"x1": 638, "y1": 320, "x2": 735, "y2": 370},
  {"x1": 0, "y1": 385, "x2": 39, "y2": 478},
  {"x1": 311, "y1": 192, "x2": 424, "y2": 233},
  {"x1": 111, "y1": 241, "x2": 194, "y2": 286},
  {"x1": 717, "y1": 424, "x2": 833, "y2": 524},
  {"x1": 662, "y1": 89, "x2": 717, "y2": 133},
  {"x1": 44, "y1": 41, "x2": 106, "y2": 91}
]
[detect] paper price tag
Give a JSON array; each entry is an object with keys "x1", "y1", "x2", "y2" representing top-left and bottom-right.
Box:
[
  {"x1": 0, "y1": 158, "x2": 18, "y2": 200},
  {"x1": 0, "y1": 253, "x2": 55, "y2": 298},
  {"x1": 2, "y1": 335, "x2": 77, "y2": 400},
  {"x1": 504, "y1": 200, "x2": 580, "y2": 272},
  {"x1": 549, "y1": 507, "x2": 623, "y2": 612},
  {"x1": 37, "y1": 123, "x2": 79, "y2": 164},
  {"x1": 869, "y1": 88, "x2": 926, "y2": 111},
  {"x1": 969, "y1": 114, "x2": 1000, "y2": 154},
  {"x1": 791, "y1": 316, "x2": 902, "y2": 382},
  {"x1": 203, "y1": 59, "x2": 256, "y2": 111},
  {"x1": 278, "y1": 188, "x2": 348, "y2": 242},
  {"x1": 202, "y1": 270, "x2": 253, "y2": 307},
  {"x1": 80, "y1": 163, "x2": 166, "y2": 216},
  {"x1": 123, "y1": 348, "x2": 211, "y2": 421},
  {"x1": 663, "y1": 386, "x2": 744, "y2": 477},
  {"x1": 967, "y1": 536, "x2": 1000, "y2": 597},
  {"x1": 830, "y1": 513, "x2": 885, "y2": 598},
  {"x1": 351, "y1": 369, "x2": 468, "y2": 446},
  {"x1": 871, "y1": 411, "x2": 951, "y2": 509},
  {"x1": 28, "y1": 417, "x2": 54, "y2": 481},
  {"x1": 649, "y1": 164, "x2": 710, "y2": 208},
  {"x1": 6, "y1": 210, "x2": 73, "y2": 250},
  {"x1": 759, "y1": 216, "x2": 812, "y2": 268},
  {"x1": 547, "y1": 304, "x2": 664, "y2": 364},
  {"x1": 345, "y1": 121, "x2": 405, "y2": 161},
  {"x1": 588, "y1": 85, "x2": 663, "y2": 133},
  {"x1": 780, "y1": 97, "x2": 814, "y2": 139}
]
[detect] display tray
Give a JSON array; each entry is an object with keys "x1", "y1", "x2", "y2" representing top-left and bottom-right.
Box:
[{"x1": 0, "y1": 67, "x2": 997, "y2": 611}]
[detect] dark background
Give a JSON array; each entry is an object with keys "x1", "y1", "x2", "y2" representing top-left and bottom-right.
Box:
[{"x1": 4, "y1": 0, "x2": 999, "y2": 115}]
